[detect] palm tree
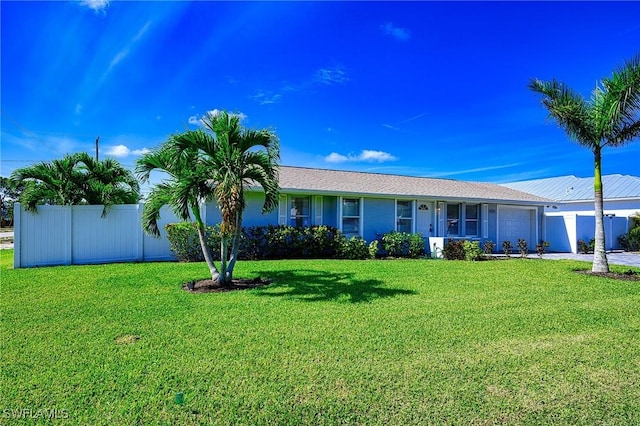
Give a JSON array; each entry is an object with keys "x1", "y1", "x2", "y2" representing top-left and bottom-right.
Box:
[
  {"x1": 10, "y1": 153, "x2": 88, "y2": 212},
  {"x1": 136, "y1": 110, "x2": 280, "y2": 286},
  {"x1": 10, "y1": 152, "x2": 140, "y2": 215},
  {"x1": 78, "y1": 153, "x2": 141, "y2": 215},
  {"x1": 530, "y1": 54, "x2": 640, "y2": 273}
]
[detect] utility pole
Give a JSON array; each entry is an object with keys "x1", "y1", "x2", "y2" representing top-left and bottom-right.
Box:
[{"x1": 95, "y1": 136, "x2": 100, "y2": 162}]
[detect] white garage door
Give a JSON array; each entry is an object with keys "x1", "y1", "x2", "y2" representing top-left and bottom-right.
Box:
[{"x1": 498, "y1": 207, "x2": 535, "y2": 248}]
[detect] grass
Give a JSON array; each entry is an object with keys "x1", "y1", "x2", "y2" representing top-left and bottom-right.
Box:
[{"x1": 1, "y1": 249, "x2": 639, "y2": 425}]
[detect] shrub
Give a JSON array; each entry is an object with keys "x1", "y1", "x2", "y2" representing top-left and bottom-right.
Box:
[
  {"x1": 536, "y1": 241, "x2": 550, "y2": 258},
  {"x1": 337, "y1": 235, "x2": 369, "y2": 260},
  {"x1": 443, "y1": 239, "x2": 465, "y2": 260},
  {"x1": 502, "y1": 240, "x2": 512, "y2": 257},
  {"x1": 381, "y1": 231, "x2": 425, "y2": 258},
  {"x1": 242, "y1": 225, "x2": 341, "y2": 260},
  {"x1": 483, "y1": 240, "x2": 495, "y2": 255},
  {"x1": 619, "y1": 226, "x2": 640, "y2": 252},
  {"x1": 368, "y1": 240, "x2": 379, "y2": 259},
  {"x1": 577, "y1": 239, "x2": 595, "y2": 254},
  {"x1": 407, "y1": 233, "x2": 426, "y2": 258},
  {"x1": 517, "y1": 239, "x2": 528, "y2": 258},
  {"x1": 165, "y1": 222, "x2": 221, "y2": 262},
  {"x1": 462, "y1": 240, "x2": 483, "y2": 261}
]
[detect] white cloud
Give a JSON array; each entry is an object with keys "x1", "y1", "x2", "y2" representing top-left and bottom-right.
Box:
[
  {"x1": 325, "y1": 150, "x2": 397, "y2": 163},
  {"x1": 80, "y1": 0, "x2": 109, "y2": 12},
  {"x1": 105, "y1": 144, "x2": 131, "y2": 158},
  {"x1": 188, "y1": 115, "x2": 200, "y2": 125},
  {"x1": 325, "y1": 152, "x2": 349, "y2": 163},
  {"x1": 75, "y1": 104, "x2": 83, "y2": 115},
  {"x1": 315, "y1": 66, "x2": 349, "y2": 85},
  {"x1": 132, "y1": 148, "x2": 151, "y2": 156},
  {"x1": 381, "y1": 22, "x2": 411, "y2": 41},
  {"x1": 105, "y1": 144, "x2": 150, "y2": 158}
]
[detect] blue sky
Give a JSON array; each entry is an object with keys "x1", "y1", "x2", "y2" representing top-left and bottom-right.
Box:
[{"x1": 2, "y1": 1, "x2": 639, "y2": 189}]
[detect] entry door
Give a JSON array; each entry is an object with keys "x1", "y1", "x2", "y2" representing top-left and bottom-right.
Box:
[{"x1": 416, "y1": 202, "x2": 433, "y2": 237}]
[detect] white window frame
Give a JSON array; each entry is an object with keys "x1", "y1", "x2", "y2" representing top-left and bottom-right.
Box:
[
  {"x1": 340, "y1": 197, "x2": 363, "y2": 237},
  {"x1": 464, "y1": 203, "x2": 480, "y2": 237},
  {"x1": 289, "y1": 196, "x2": 311, "y2": 227},
  {"x1": 395, "y1": 199, "x2": 414, "y2": 233}
]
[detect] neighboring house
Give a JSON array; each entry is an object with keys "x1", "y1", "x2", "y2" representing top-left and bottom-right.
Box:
[
  {"x1": 203, "y1": 166, "x2": 551, "y2": 254},
  {"x1": 502, "y1": 175, "x2": 640, "y2": 253}
]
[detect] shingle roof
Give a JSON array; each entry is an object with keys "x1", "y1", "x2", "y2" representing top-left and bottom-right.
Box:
[
  {"x1": 501, "y1": 174, "x2": 640, "y2": 202},
  {"x1": 277, "y1": 166, "x2": 550, "y2": 204}
]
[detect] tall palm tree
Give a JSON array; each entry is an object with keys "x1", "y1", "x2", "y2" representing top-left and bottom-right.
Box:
[
  {"x1": 136, "y1": 110, "x2": 280, "y2": 286},
  {"x1": 530, "y1": 54, "x2": 640, "y2": 273}
]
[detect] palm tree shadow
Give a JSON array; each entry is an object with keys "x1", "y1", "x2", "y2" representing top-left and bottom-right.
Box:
[{"x1": 252, "y1": 269, "x2": 416, "y2": 303}]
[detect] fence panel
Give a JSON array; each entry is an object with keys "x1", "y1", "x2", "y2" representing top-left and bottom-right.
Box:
[{"x1": 14, "y1": 203, "x2": 179, "y2": 268}]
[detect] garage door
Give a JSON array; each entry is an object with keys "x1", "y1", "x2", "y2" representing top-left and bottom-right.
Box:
[{"x1": 498, "y1": 206, "x2": 535, "y2": 249}]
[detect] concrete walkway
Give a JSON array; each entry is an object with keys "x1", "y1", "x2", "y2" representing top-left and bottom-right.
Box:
[{"x1": 539, "y1": 252, "x2": 640, "y2": 267}]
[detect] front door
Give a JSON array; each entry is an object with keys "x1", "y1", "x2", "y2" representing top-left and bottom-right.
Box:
[{"x1": 416, "y1": 201, "x2": 433, "y2": 237}]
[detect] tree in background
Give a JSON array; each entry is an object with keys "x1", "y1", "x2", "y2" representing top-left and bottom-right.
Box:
[
  {"x1": 0, "y1": 177, "x2": 23, "y2": 226},
  {"x1": 136, "y1": 110, "x2": 280, "y2": 287},
  {"x1": 9, "y1": 152, "x2": 140, "y2": 216},
  {"x1": 530, "y1": 54, "x2": 640, "y2": 273}
]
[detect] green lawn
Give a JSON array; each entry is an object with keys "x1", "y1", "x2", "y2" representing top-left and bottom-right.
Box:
[{"x1": 1, "y1": 250, "x2": 639, "y2": 425}]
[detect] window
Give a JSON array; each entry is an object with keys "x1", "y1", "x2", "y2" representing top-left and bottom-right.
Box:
[
  {"x1": 465, "y1": 204, "x2": 479, "y2": 236},
  {"x1": 290, "y1": 196, "x2": 310, "y2": 227},
  {"x1": 446, "y1": 203, "x2": 460, "y2": 236},
  {"x1": 342, "y1": 198, "x2": 360, "y2": 237},
  {"x1": 397, "y1": 200, "x2": 413, "y2": 233}
]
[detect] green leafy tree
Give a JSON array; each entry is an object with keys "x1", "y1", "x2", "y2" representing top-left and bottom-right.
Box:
[
  {"x1": 0, "y1": 176, "x2": 23, "y2": 226},
  {"x1": 9, "y1": 152, "x2": 140, "y2": 216},
  {"x1": 530, "y1": 54, "x2": 640, "y2": 273},
  {"x1": 136, "y1": 110, "x2": 280, "y2": 286}
]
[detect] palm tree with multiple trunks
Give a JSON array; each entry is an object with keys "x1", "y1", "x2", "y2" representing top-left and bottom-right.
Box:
[
  {"x1": 530, "y1": 54, "x2": 640, "y2": 273},
  {"x1": 136, "y1": 110, "x2": 280, "y2": 286}
]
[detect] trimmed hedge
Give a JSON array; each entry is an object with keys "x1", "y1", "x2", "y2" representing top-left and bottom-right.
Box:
[{"x1": 164, "y1": 223, "x2": 428, "y2": 261}]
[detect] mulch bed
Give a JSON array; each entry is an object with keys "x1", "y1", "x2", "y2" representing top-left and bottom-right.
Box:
[
  {"x1": 574, "y1": 270, "x2": 640, "y2": 281},
  {"x1": 183, "y1": 277, "x2": 272, "y2": 293}
]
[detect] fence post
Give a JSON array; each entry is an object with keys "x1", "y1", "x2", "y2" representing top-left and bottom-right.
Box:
[
  {"x1": 13, "y1": 203, "x2": 21, "y2": 269},
  {"x1": 137, "y1": 203, "x2": 144, "y2": 262}
]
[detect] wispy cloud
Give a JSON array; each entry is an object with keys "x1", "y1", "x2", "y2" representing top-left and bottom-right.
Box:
[
  {"x1": 251, "y1": 91, "x2": 282, "y2": 105},
  {"x1": 80, "y1": 0, "x2": 109, "y2": 13},
  {"x1": 101, "y1": 21, "x2": 152, "y2": 82},
  {"x1": 252, "y1": 65, "x2": 349, "y2": 106},
  {"x1": 325, "y1": 150, "x2": 397, "y2": 164},
  {"x1": 105, "y1": 144, "x2": 151, "y2": 158},
  {"x1": 432, "y1": 163, "x2": 523, "y2": 178},
  {"x1": 381, "y1": 22, "x2": 411, "y2": 41},
  {"x1": 382, "y1": 111, "x2": 428, "y2": 134},
  {"x1": 315, "y1": 66, "x2": 349, "y2": 85}
]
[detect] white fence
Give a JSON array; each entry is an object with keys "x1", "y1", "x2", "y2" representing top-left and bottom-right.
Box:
[
  {"x1": 543, "y1": 213, "x2": 629, "y2": 253},
  {"x1": 14, "y1": 203, "x2": 179, "y2": 268}
]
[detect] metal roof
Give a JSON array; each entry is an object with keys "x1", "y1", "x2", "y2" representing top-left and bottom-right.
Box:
[
  {"x1": 501, "y1": 174, "x2": 640, "y2": 202},
  {"x1": 277, "y1": 166, "x2": 550, "y2": 204}
]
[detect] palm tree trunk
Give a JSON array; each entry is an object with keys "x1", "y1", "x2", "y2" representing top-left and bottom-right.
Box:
[
  {"x1": 226, "y1": 211, "x2": 243, "y2": 280},
  {"x1": 219, "y1": 237, "x2": 230, "y2": 287},
  {"x1": 193, "y1": 206, "x2": 220, "y2": 282},
  {"x1": 592, "y1": 148, "x2": 609, "y2": 273}
]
